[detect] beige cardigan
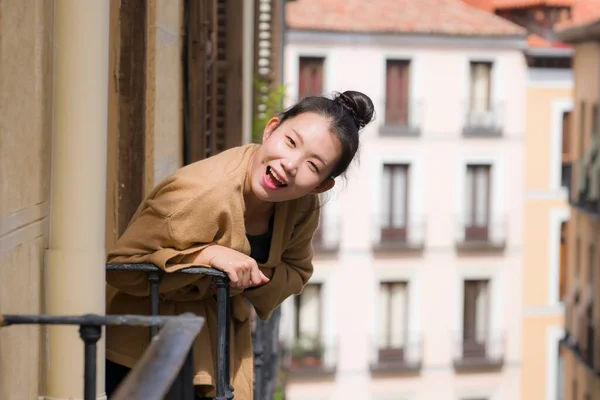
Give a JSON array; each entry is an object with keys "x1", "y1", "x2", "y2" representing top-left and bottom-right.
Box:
[{"x1": 105, "y1": 144, "x2": 319, "y2": 399}]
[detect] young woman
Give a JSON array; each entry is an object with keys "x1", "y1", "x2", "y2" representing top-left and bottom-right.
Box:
[{"x1": 104, "y1": 90, "x2": 375, "y2": 399}]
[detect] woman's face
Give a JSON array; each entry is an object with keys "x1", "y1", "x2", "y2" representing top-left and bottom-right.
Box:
[{"x1": 248, "y1": 112, "x2": 341, "y2": 203}]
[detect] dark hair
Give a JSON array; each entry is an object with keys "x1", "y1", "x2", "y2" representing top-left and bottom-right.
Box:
[{"x1": 278, "y1": 91, "x2": 375, "y2": 178}]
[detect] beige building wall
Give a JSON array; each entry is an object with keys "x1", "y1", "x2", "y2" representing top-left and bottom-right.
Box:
[
  {"x1": 522, "y1": 80, "x2": 572, "y2": 400},
  {"x1": 0, "y1": 1, "x2": 187, "y2": 398},
  {"x1": 0, "y1": 1, "x2": 54, "y2": 398}
]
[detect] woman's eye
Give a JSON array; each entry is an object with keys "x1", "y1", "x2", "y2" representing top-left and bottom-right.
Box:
[
  {"x1": 286, "y1": 136, "x2": 296, "y2": 147},
  {"x1": 308, "y1": 161, "x2": 319, "y2": 173}
]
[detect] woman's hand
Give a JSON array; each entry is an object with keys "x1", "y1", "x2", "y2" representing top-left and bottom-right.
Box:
[{"x1": 195, "y1": 245, "x2": 270, "y2": 289}]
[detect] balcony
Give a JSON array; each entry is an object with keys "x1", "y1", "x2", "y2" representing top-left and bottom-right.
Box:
[
  {"x1": 282, "y1": 335, "x2": 337, "y2": 378},
  {"x1": 313, "y1": 216, "x2": 340, "y2": 255},
  {"x1": 462, "y1": 101, "x2": 504, "y2": 137},
  {"x1": 372, "y1": 217, "x2": 426, "y2": 254},
  {"x1": 455, "y1": 216, "x2": 507, "y2": 253},
  {"x1": 453, "y1": 332, "x2": 505, "y2": 372},
  {"x1": 571, "y1": 151, "x2": 600, "y2": 218},
  {"x1": 379, "y1": 99, "x2": 423, "y2": 137},
  {"x1": 369, "y1": 336, "x2": 423, "y2": 375}
]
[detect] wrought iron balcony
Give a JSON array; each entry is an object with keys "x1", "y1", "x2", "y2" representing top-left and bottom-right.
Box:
[
  {"x1": 104, "y1": 263, "x2": 234, "y2": 400},
  {"x1": 0, "y1": 313, "x2": 204, "y2": 400},
  {"x1": 369, "y1": 335, "x2": 423, "y2": 374},
  {"x1": 313, "y1": 216, "x2": 340, "y2": 254},
  {"x1": 281, "y1": 335, "x2": 337, "y2": 378},
  {"x1": 453, "y1": 331, "x2": 505, "y2": 372},
  {"x1": 462, "y1": 100, "x2": 504, "y2": 137},
  {"x1": 372, "y1": 216, "x2": 426, "y2": 253},
  {"x1": 455, "y1": 215, "x2": 507, "y2": 252},
  {"x1": 571, "y1": 153, "x2": 600, "y2": 218},
  {"x1": 379, "y1": 99, "x2": 423, "y2": 137}
]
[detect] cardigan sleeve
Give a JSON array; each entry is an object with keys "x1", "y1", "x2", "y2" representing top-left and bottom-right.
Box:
[
  {"x1": 106, "y1": 178, "x2": 221, "y2": 296},
  {"x1": 242, "y1": 195, "x2": 320, "y2": 320}
]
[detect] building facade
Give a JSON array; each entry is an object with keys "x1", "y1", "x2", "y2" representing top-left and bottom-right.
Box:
[
  {"x1": 0, "y1": 0, "x2": 285, "y2": 398},
  {"x1": 280, "y1": 1, "x2": 528, "y2": 399},
  {"x1": 556, "y1": 3, "x2": 600, "y2": 399}
]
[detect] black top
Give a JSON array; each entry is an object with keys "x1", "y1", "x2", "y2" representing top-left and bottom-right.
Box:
[{"x1": 245, "y1": 216, "x2": 274, "y2": 264}]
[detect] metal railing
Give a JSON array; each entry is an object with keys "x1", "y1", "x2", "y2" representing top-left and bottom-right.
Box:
[
  {"x1": 313, "y1": 215, "x2": 341, "y2": 254},
  {"x1": 369, "y1": 335, "x2": 423, "y2": 373},
  {"x1": 281, "y1": 336, "x2": 338, "y2": 377},
  {"x1": 462, "y1": 100, "x2": 505, "y2": 137},
  {"x1": 455, "y1": 215, "x2": 508, "y2": 250},
  {"x1": 452, "y1": 331, "x2": 505, "y2": 371},
  {"x1": 0, "y1": 313, "x2": 204, "y2": 400},
  {"x1": 371, "y1": 216, "x2": 426, "y2": 252},
  {"x1": 106, "y1": 263, "x2": 234, "y2": 400},
  {"x1": 379, "y1": 98, "x2": 423, "y2": 137}
]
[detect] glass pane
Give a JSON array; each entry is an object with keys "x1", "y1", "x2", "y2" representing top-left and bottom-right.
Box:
[
  {"x1": 390, "y1": 283, "x2": 407, "y2": 347},
  {"x1": 299, "y1": 285, "x2": 320, "y2": 339},
  {"x1": 392, "y1": 167, "x2": 407, "y2": 227},
  {"x1": 381, "y1": 166, "x2": 392, "y2": 227}
]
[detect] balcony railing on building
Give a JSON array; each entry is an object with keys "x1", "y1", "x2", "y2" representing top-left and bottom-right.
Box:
[
  {"x1": 372, "y1": 216, "x2": 426, "y2": 253},
  {"x1": 462, "y1": 100, "x2": 504, "y2": 137},
  {"x1": 369, "y1": 334, "x2": 423, "y2": 374},
  {"x1": 455, "y1": 215, "x2": 507, "y2": 252},
  {"x1": 313, "y1": 215, "x2": 340, "y2": 254},
  {"x1": 379, "y1": 99, "x2": 423, "y2": 137},
  {"x1": 281, "y1": 335, "x2": 337, "y2": 378},
  {"x1": 572, "y1": 135, "x2": 600, "y2": 217},
  {"x1": 453, "y1": 331, "x2": 505, "y2": 371}
]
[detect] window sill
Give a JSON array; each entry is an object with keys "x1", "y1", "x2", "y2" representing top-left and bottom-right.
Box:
[
  {"x1": 373, "y1": 242, "x2": 425, "y2": 254},
  {"x1": 369, "y1": 361, "x2": 422, "y2": 375},
  {"x1": 462, "y1": 126, "x2": 503, "y2": 137},
  {"x1": 455, "y1": 240, "x2": 506, "y2": 253},
  {"x1": 379, "y1": 124, "x2": 420, "y2": 137},
  {"x1": 453, "y1": 358, "x2": 504, "y2": 372}
]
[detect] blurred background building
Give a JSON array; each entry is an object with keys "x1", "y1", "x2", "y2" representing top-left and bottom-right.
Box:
[
  {"x1": 1, "y1": 0, "x2": 599, "y2": 399},
  {"x1": 555, "y1": 1, "x2": 600, "y2": 400}
]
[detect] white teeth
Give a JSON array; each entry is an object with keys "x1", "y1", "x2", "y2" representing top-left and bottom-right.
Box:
[{"x1": 270, "y1": 168, "x2": 285, "y2": 185}]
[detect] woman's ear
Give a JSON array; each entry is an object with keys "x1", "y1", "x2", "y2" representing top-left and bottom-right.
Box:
[
  {"x1": 311, "y1": 177, "x2": 335, "y2": 194},
  {"x1": 262, "y1": 117, "x2": 280, "y2": 142}
]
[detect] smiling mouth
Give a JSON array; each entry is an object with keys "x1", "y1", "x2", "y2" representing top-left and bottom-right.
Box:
[{"x1": 266, "y1": 166, "x2": 288, "y2": 188}]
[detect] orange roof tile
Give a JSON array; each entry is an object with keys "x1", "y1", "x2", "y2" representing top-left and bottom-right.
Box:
[
  {"x1": 286, "y1": 0, "x2": 527, "y2": 36},
  {"x1": 556, "y1": 0, "x2": 600, "y2": 31},
  {"x1": 527, "y1": 33, "x2": 572, "y2": 47}
]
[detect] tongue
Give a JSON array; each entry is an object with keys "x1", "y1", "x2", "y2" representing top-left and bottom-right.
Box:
[{"x1": 267, "y1": 171, "x2": 281, "y2": 187}]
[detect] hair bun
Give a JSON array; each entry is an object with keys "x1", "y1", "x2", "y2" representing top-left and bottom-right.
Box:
[{"x1": 334, "y1": 90, "x2": 375, "y2": 130}]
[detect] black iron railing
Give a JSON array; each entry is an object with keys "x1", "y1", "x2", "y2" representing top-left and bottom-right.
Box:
[
  {"x1": 106, "y1": 263, "x2": 235, "y2": 400},
  {"x1": 0, "y1": 313, "x2": 204, "y2": 400}
]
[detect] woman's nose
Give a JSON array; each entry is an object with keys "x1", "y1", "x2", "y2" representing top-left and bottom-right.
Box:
[{"x1": 281, "y1": 159, "x2": 298, "y2": 176}]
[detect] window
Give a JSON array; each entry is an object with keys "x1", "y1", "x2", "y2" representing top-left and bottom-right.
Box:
[
  {"x1": 385, "y1": 60, "x2": 411, "y2": 126},
  {"x1": 298, "y1": 57, "x2": 324, "y2": 99},
  {"x1": 379, "y1": 282, "x2": 408, "y2": 348},
  {"x1": 465, "y1": 165, "x2": 491, "y2": 240},
  {"x1": 468, "y1": 61, "x2": 493, "y2": 119},
  {"x1": 463, "y1": 280, "x2": 490, "y2": 358},
  {"x1": 294, "y1": 283, "x2": 322, "y2": 341},
  {"x1": 378, "y1": 282, "x2": 409, "y2": 363},
  {"x1": 381, "y1": 164, "x2": 409, "y2": 242},
  {"x1": 562, "y1": 110, "x2": 572, "y2": 160},
  {"x1": 560, "y1": 222, "x2": 568, "y2": 300},
  {"x1": 579, "y1": 101, "x2": 586, "y2": 157}
]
